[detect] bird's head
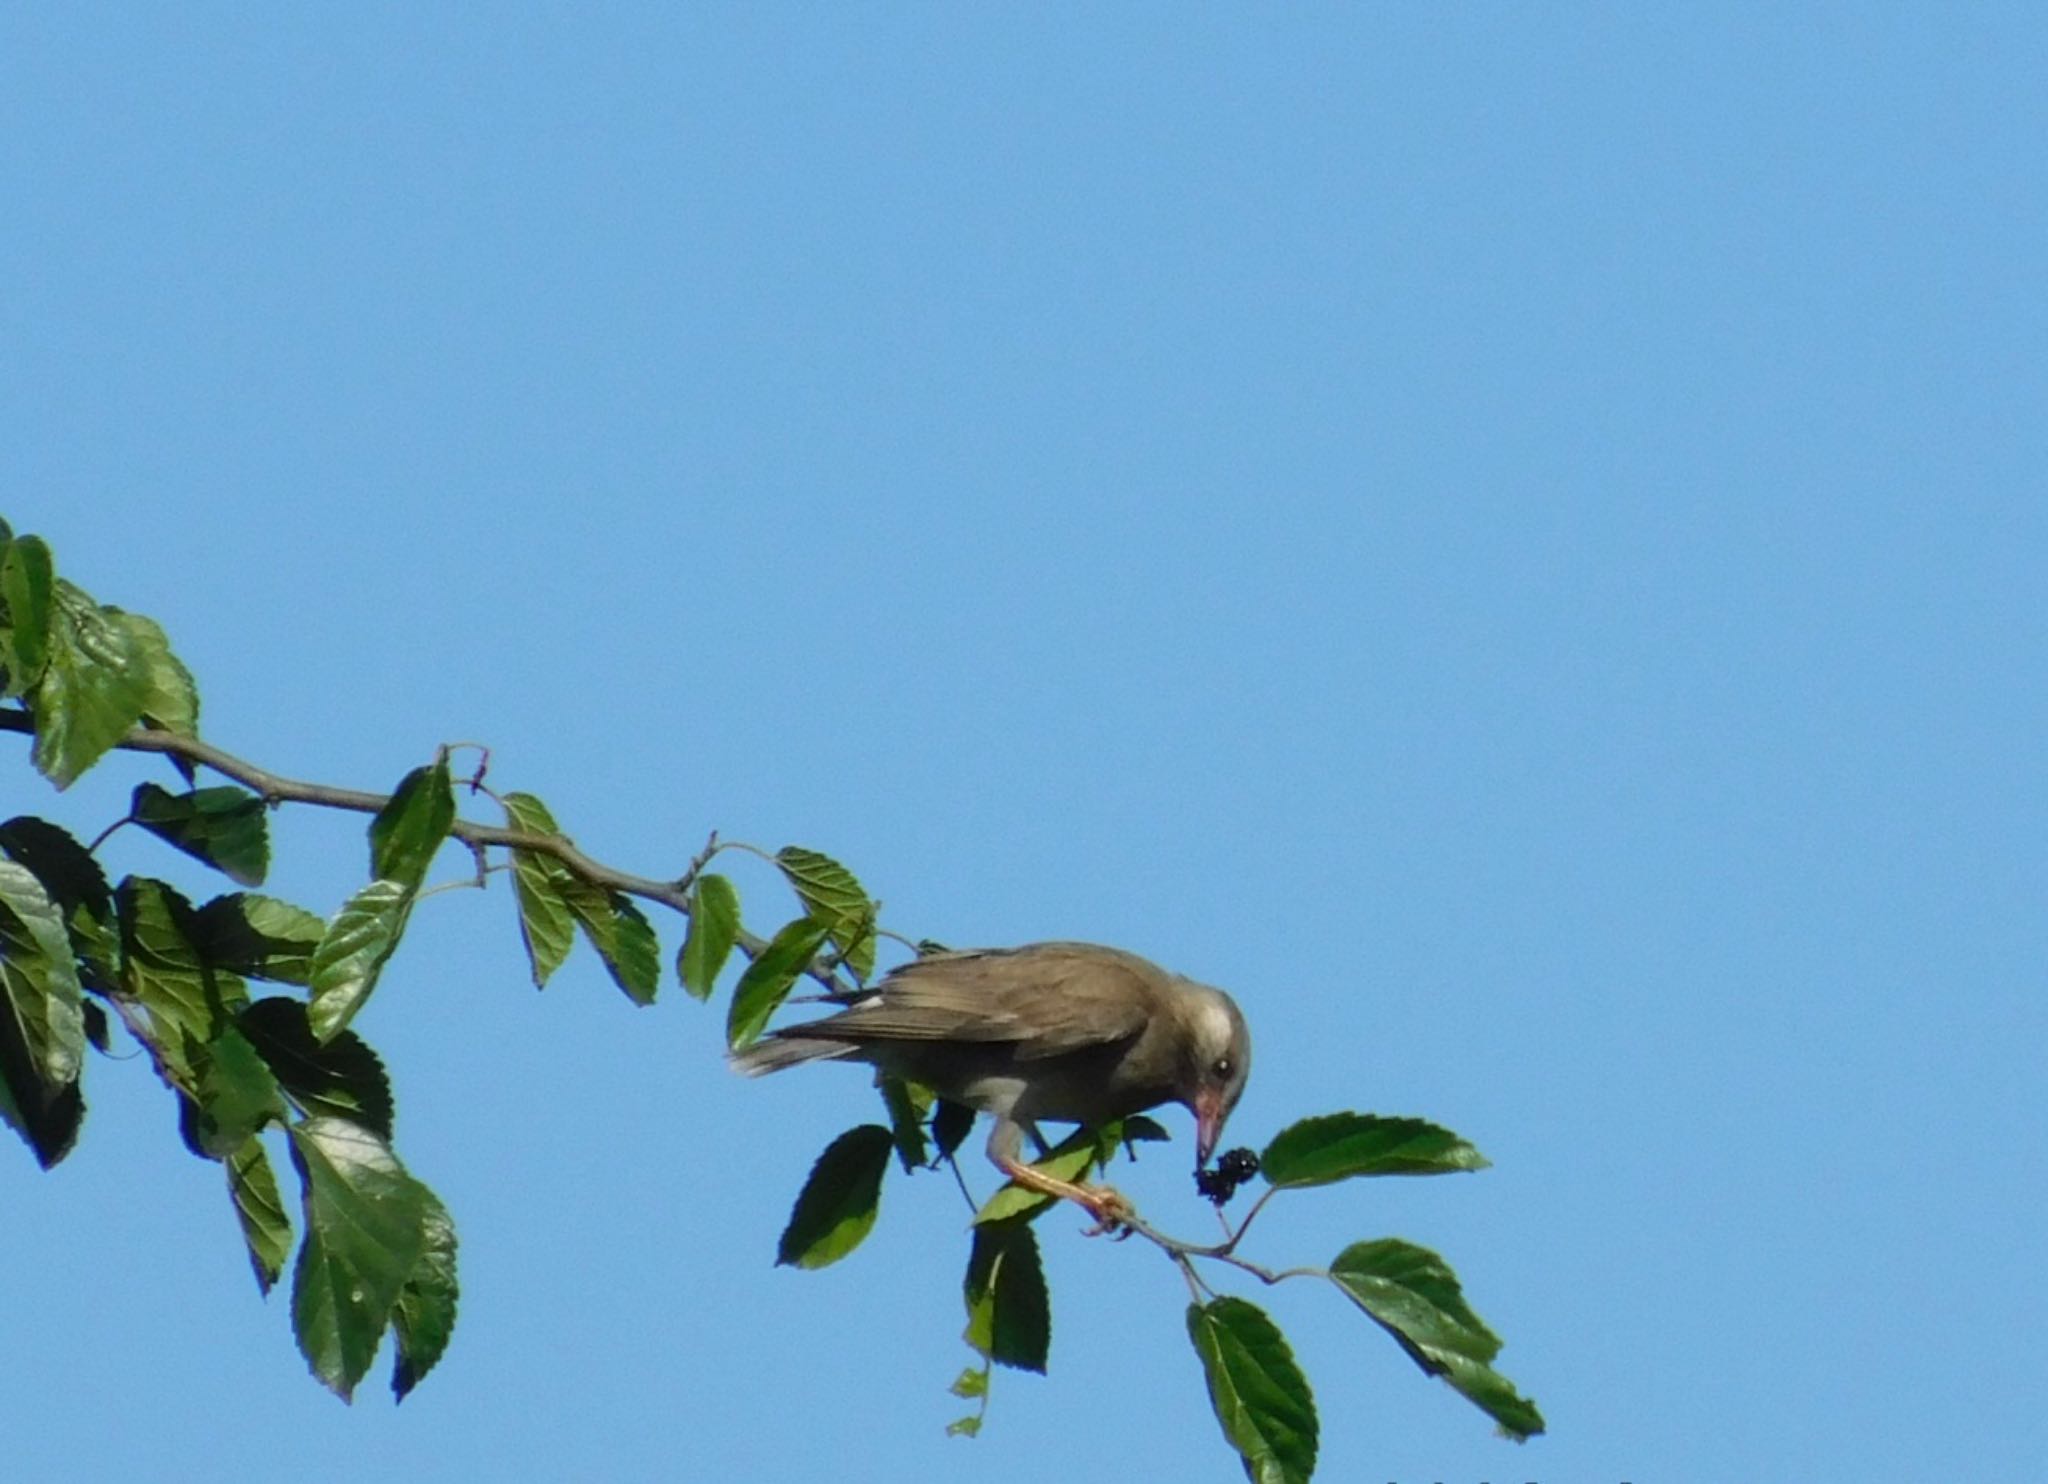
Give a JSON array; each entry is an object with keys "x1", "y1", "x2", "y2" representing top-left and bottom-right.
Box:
[{"x1": 1174, "y1": 982, "x2": 1252, "y2": 1169}]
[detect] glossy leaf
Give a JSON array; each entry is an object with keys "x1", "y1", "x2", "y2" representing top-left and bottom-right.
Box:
[
  {"x1": 131, "y1": 782, "x2": 269, "y2": 887},
  {"x1": 775, "y1": 846, "x2": 876, "y2": 982},
  {"x1": 1329, "y1": 1239, "x2": 1544, "y2": 1440},
  {"x1": 392, "y1": 1185, "x2": 459, "y2": 1401},
  {"x1": 726, "y1": 916, "x2": 832, "y2": 1049},
  {"x1": 776, "y1": 1123, "x2": 893, "y2": 1269},
  {"x1": 29, "y1": 580, "x2": 148, "y2": 789},
  {"x1": 963, "y1": 1220, "x2": 1050, "y2": 1373},
  {"x1": 308, "y1": 880, "x2": 411, "y2": 1041},
  {"x1": 370, "y1": 756, "x2": 454, "y2": 891},
  {"x1": 191, "y1": 892, "x2": 325, "y2": 985},
  {"x1": 0, "y1": 858, "x2": 86, "y2": 1085},
  {"x1": 227, "y1": 1136, "x2": 293, "y2": 1293},
  {"x1": 1260, "y1": 1113, "x2": 1488, "y2": 1189},
  {"x1": 0, "y1": 533, "x2": 54, "y2": 692},
  {"x1": 1187, "y1": 1297, "x2": 1320, "y2": 1484},
  {"x1": 676, "y1": 872, "x2": 740, "y2": 1001},
  {"x1": 288, "y1": 1117, "x2": 431, "y2": 1402},
  {"x1": 113, "y1": 609, "x2": 199, "y2": 737},
  {"x1": 240, "y1": 997, "x2": 395, "y2": 1140},
  {"x1": 501, "y1": 792, "x2": 574, "y2": 988}
]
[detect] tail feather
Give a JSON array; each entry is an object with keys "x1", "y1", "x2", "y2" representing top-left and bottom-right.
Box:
[{"x1": 728, "y1": 1035, "x2": 859, "y2": 1077}]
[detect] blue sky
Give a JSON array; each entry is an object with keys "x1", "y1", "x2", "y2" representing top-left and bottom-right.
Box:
[{"x1": 6, "y1": 7, "x2": 2043, "y2": 1481}]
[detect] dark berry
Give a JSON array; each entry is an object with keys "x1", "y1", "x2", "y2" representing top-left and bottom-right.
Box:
[{"x1": 1218, "y1": 1147, "x2": 1260, "y2": 1183}]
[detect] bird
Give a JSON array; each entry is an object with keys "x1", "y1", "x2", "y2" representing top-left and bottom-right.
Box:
[{"x1": 730, "y1": 941, "x2": 1252, "y2": 1230}]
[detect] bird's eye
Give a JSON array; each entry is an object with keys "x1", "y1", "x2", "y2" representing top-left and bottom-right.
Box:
[{"x1": 1211, "y1": 1056, "x2": 1234, "y2": 1081}]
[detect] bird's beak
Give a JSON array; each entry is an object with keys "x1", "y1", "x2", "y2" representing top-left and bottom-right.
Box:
[{"x1": 1193, "y1": 1088, "x2": 1227, "y2": 1168}]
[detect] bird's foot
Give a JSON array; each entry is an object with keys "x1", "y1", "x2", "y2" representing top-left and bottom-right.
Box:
[{"x1": 1079, "y1": 1184, "x2": 1135, "y2": 1238}]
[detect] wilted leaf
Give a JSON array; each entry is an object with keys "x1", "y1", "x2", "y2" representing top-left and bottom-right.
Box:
[
  {"x1": 1260, "y1": 1113, "x2": 1488, "y2": 1188},
  {"x1": 1328, "y1": 1239, "x2": 1544, "y2": 1440},
  {"x1": 677, "y1": 872, "x2": 740, "y2": 1001},
  {"x1": 1187, "y1": 1297, "x2": 1319, "y2": 1484},
  {"x1": 726, "y1": 916, "x2": 832, "y2": 1050},
  {"x1": 776, "y1": 1123, "x2": 893, "y2": 1270},
  {"x1": 964, "y1": 1220, "x2": 1050, "y2": 1373},
  {"x1": 131, "y1": 782, "x2": 269, "y2": 887},
  {"x1": 227, "y1": 1136, "x2": 293, "y2": 1293},
  {"x1": 369, "y1": 756, "x2": 455, "y2": 891},
  {"x1": 392, "y1": 1185, "x2": 459, "y2": 1401},
  {"x1": 288, "y1": 1118, "x2": 431, "y2": 1402},
  {"x1": 240, "y1": 997, "x2": 394, "y2": 1139},
  {"x1": 308, "y1": 880, "x2": 411, "y2": 1041}
]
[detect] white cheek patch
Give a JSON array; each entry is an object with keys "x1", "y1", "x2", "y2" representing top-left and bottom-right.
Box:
[{"x1": 1197, "y1": 998, "x2": 1236, "y2": 1055}]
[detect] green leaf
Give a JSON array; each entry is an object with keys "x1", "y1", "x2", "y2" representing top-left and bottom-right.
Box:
[
  {"x1": 1120, "y1": 1113, "x2": 1172, "y2": 1156},
  {"x1": 1187, "y1": 1297, "x2": 1320, "y2": 1484},
  {"x1": 369, "y1": 755, "x2": 455, "y2": 891},
  {"x1": 392, "y1": 1185, "x2": 459, "y2": 1402},
  {"x1": 964, "y1": 1220, "x2": 1051, "y2": 1373},
  {"x1": 0, "y1": 534, "x2": 55, "y2": 693},
  {"x1": 227, "y1": 1136, "x2": 293, "y2": 1293},
  {"x1": 501, "y1": 792, "x2": 574, "y2": 988},
  {"x1": 190, "y1": 892, "x2": 326, "y2": 985},
  {"x1": 0, "y1": 816, "x2": 113, "y2": 963},
  {"x1": 775, "y1": 1123, "x2": 893, "y2": 1269},
  {"x1": 931, "y1": 1098, "x2": 977, "y2": 1163},
  {"x1": 676, "y1": 872, "x2": 740, "y2": 1001},
  {"x1": 112, "y1": 609, "x2": 199, "y2": 737},
  {"x1": 185, "y1": 1024, "x2": 286, "y2": 1157},
  {"x1": 774, "y1": 845, "x2": 877, "y2": 982},
  {"x1": 575, "y1": 891, "x2": 660, "y2": 1006},
  {"x1": 877, "y1": 1074, "x2": 930, "y2": 1172},
  {"x1": 0, "y1": 857, "x2": 87, "y2": 1167},
  {"x1": 1260, "y1": 1113, "x2": 1489, "y2": 1189},
  {"x1": 945, "y1": 1415, "x2": 983, "y2": 1439},
  {"x1": 0, "y1": 858, "x2": 87, "y2": 1085},
  {"x1": 726, "y1": 916, "x2": 832, "y2": 1049},
  {"x1": 948, "y1": 1366, "x2": 988, "y2": 1400},
  {"x1": 131, "y1": 782, "x2": 269, "y2": 887},
  {"x1": 1328, "y1": 1239, "x2": 1545, "y2": 1440},
  {"x1": 29, "y1": 580, "x2": 149, "y2": 789},
  {"x1": 240, "y1": 997, "x2": 395, "y2": 1139},
  {"x1": 973, "y1": 1126, "x2": 1103, "y2": 1225},
  {"x1": 307, "y1": 880, "x2": 411, "y2": 1041},
  {"x1": 288, "y1": 1117, "x2": 431, "y2": 1402},
  {"x1": 116, "y1": 876, "x2": 227, "y2": 1076}
]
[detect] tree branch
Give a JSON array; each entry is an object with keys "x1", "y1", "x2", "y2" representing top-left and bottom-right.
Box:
[{"x1": 0, "y1": 708, "x2": 855, "y2": 995}]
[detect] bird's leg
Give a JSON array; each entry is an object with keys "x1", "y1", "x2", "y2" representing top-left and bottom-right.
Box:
[{"x1": 988, "y1": 1119, "x2": 1133, "y2": 1236}]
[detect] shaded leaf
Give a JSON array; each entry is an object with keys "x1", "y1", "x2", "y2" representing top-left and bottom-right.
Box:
[
  {"x1": 574, "y1": 891, "x2": 660, "y2": 1006},
  {"x1": 727, "y1": 916, "x2": 832, "y2": 1050},
  {"x1": 308, "y1": 880, "x2": 411, "y2": 1041},
  {"x1": 931, "y1": 1097, "x2": 977, "y2": 1163},
  {"x1": 240, "y1": 997, "x2": 394, "y2": 1140},
  {"x1": 0, "y1": 533, "x2": 54, "y2": 693},
  {"x1": 227, "y1": 1136, "x2": 293, "y2": 1293},
  {"x1": 1261, "y1": 1113, "x2": 1488, "y2": 1189},
  {"x1": 1187, "y1": 1297, "x2": 1320, "y2": 1484},
  {"x1": 288, "y1": 1117, "x2": 431, "y2": 1402},
  {"x1": 392, "y1": 1185, "x2": 459, "y2": 1401},
  {"x1": 185, "y1": 1024, "x2": 285, "y2": 1157},
  {"x1": 191, "y1": 892, "x2": 325, "y2": 985},
  {"x1": 775, "y1": 846, "x2": 876, "y2": 982},
  {"x1": 676, "y1": 872, "x2": 740, "y2": 1001},
  {"x1": 370, "y1": 755, "x2": 454, "y2": 891},
  {"x1": 1329, "y1": 1239, "x2": 1544, "y2": 1440},
  {"x1": 131, "y1": 782, "x2": 268, "y2": 887},
  {"x1": 964, "y1": 1220, "x2": 1051, "y2": 1373},
  {"x1": 776, "y1": 1123, "x2": 893, "y2": 1269},
  {"x1": 0, "y1": 816, "x2": 113, "y2": 967},
  {"x1": 116, "y1": 876, "x2": 225, "y2": 1077},
  {"x1": 0, "y1": 857, "x2": 87, "y2": 1085},
  {"x1": 501, "y1": 792, "x2": 574, "y2": 988},
  {"x1": 1120, "y1": 1114, "x2": 1172, "y2": 1158},
  {"x1": 111, "y1": 609, "x2": 199, "y2": 738},
  {"x1": 877, "y1": 1074, "x2": 930, "y2": 1172},
  {"x1": 29, "y1": 580, "x2": 148, "y2": 789}
]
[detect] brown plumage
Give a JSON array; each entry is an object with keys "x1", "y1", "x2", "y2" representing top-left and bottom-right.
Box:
[{"x1": 732, "y1": 941, "x2": 1252, "y2": 1227}]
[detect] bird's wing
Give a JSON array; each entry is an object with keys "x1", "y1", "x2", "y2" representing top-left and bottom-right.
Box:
[{"x1": 777, "y1": 943, "x2": 1161, "y2": 1056}]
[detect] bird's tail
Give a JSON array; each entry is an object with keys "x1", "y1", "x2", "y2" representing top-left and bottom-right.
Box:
[{"x1": 727, "y1": 1036, "x2": 857, "y2": 1077}]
